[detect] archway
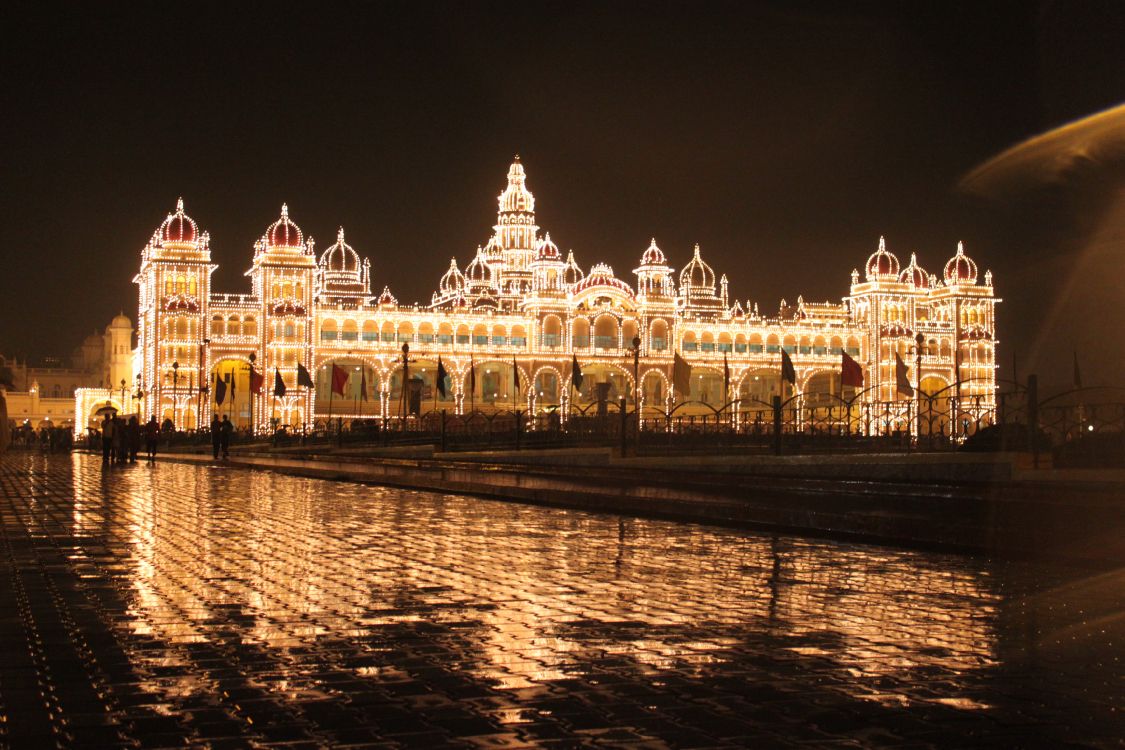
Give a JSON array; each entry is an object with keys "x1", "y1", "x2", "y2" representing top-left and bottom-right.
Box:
[
  {"x1": 315, "y1": 358, "x2": 381, "y2": 423},
  {"x1": 210, "y1": 358, "x2": 252, "y2": 429}
]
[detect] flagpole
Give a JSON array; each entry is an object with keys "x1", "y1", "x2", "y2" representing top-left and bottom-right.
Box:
[
  {"x1": 470, "y1": 357, "x2": 476, "y2": 416},
  {"x1": 327, "y1": 362, "x2": 334, "y2": 433}
]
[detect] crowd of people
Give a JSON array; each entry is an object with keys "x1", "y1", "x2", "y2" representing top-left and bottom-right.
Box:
[
  {"x1": 6, "y1": 423, "x2": 73, "y2": 452},
  {"x1": 98, "y1": 413, "x2": 159, "y2": 465}
]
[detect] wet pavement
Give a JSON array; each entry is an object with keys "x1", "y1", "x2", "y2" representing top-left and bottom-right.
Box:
[{"x1": 0, "y1": 453, "x2": 1120, "y2": 749}]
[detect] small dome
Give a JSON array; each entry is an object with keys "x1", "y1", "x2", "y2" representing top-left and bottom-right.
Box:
[
  {"x1": 535, "y1": 232, "x2": 560, "y2": 261},
  {"x1": 465, "y1": 246, "x2": 495, "y2": 284},
  {"x1": 319, "y1": 227, "x2": 361, "y2": 275},
  {"x1": 679, "y1": 244, "x2": 716, "y2": 291},
  {"x1": 266, "y1": 204, "x2": 304, "y2": 248},
  {"x1": 161, "y1": 198, "x2": 198, "y2": 244},
  {"x1": 898, "y1": 252, "x2": 930, "y2": 289},
  {"x1": 483, "y1": 234, "x2": 503, "y2": 260},
  {"x1": 865, "y1": 236, "x2": 900, "y2": 280},
  {"x1": 377, "y1": 286, "x2": 397, "y2": 307},
  {"x1": 497, "y1": 156, "x2": 535, "y2": 214},
  {"x1": 562, "y1": 250, "x2": 585, "y2": 286},
  {"x1": 109, "y1": 313, "x2": 132, "y2": 329},
  {"x1": 943, "y1": 241, "x2": 978, "y2": 284},
  {"x1": 640, "y1": 238, "x2": 666, "y2": 265},
  {"x1": 440, "y1": 257, "x2": 466, "y2": 294}
]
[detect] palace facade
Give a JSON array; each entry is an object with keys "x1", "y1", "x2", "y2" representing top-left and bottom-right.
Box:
[{"x1": 75, "y1": 158, "x2": 999, "y2": 435}]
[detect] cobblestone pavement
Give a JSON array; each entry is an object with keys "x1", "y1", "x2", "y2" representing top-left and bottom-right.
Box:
[{"x1": 0, "y1": 453, "x2": 1121, "y2": 749}]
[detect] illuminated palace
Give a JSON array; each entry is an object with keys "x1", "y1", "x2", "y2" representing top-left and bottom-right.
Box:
[{"x1": 75, "y1": 158, "x2": 998, "y2": 434}]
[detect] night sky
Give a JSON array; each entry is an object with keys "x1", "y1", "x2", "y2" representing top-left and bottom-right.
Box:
[{"x1": 2, "y1": 1, "x2": 1123, "y2": 389}]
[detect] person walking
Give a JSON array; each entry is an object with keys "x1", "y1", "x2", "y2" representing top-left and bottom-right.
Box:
[
  {"x1": 102, "y1": 413, "x2": 115, "y2": 465},
  {"x1": 127, "y1": 416, "x2": 141, "y2": 463},
  {"x1": 220, "y1": 415, "x2": 233, "y2": 459},
  {"x1": 114, "y1": 416, "x2": 128, "y2": 464},
  {"x1": 144, "y1": 416, "x2": 159, "y2": 461},
  {"x1": 210, "y1": 415, "x2": 222, "y2": 460}
]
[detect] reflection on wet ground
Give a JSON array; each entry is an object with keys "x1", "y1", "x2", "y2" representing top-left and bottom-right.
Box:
[{"x1": 0, "y1": 453, "x2": 1121, "y2": 748}]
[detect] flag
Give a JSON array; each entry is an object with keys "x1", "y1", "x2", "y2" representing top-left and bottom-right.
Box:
[
  {"x1": 214, "y1": 373, "x2": 227, "y2": 405},
  {"x1": 436, "y1": 357, "x2": 448, "y2": 397},
  {"x1": 841, "y1": 351, "x2": 864, "y2": 388},
  {"x1": 273, "y1": 368, "x2": 286, "y2": 398},
  {"x1": 894, "y1": 352, "x2": 914, "y2": 397},
  {"x1": 673, "y1": 351, "x2": 692, "y2": 398},
  {"x1": 228, "y1": 370, "x2": 236, "y2": 399},
  {"x1": 469, "y1": 356, "x2": 476, "y2": 391},
  {"x1": 512, "y1": 357, "x2": 519, "y2": 392},
  {"x1": 780, "y1": 348, "x2": 796, "y2": 385},
  {"x1": 1073, "y1": 351, "x2": 1082, "y2": 389},
  {"x1": 359, "y1": 369, "x2": 368, "y2": 401},
  {"x1": 571, "y1": 354, "x2": 583, "y2": 391},
  {"x1": 723, "y1": 352, "x2": 730, "y2": 395},
  {"x1": 331, "y1": 363, "x2": 349, "y2": 396},
  {"x1": 249, "y1": 366, "x2": 264, "y2": 395},
  {"x1": 296, "y1": 362, "x2": 314, "y2": 389}
]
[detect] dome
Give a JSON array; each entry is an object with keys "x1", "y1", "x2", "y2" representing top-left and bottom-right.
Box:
[
  {"x1": 161, "y1": 198, "x2": 198, "y2": 244},
  {"x1": 865, "y1": 236, "x2": 900, "y2": 280},
  {"x1": 640, "y1": 238, "x2": 666, "y2": 265},
  {"x1": 483, "y1": 234, "x2": 503, "y2": 261},
  {"x1": 440, "y1": 257, "x2": 466, "y2": 294},
  {"x1": 109, "y1": 313, "x2": 132, "y2": 329},
  {"x1": 535, "y1": 232, "x2": 560, "y2": 261},
  {"x1": 898, "y1": 252, "x2": 930, "y2": 289},
  {"x1": 562, "y1": 250, "x2": 585, "y2": 286},
  {"x1": 497, "y1": 156, "x2": 535, "y2": 214},
  {"x1": 573, "y1": 263, "x2": 634, "y2": 295},
  {"x1": 319, "y1": 227, "x2": 361, "y2": 275},
  {"x1": 679, "y1": 244, "x2": 716, "y2": 291},
  {"x1": 465, "y1": 246, "x2": 495, "y2": 284},
  {"x1": 943, "y1": 241, "x2": 978, "y2": 284},
  {"x1": 266, "y1": 204, "x2": 304, "y2": 248}
]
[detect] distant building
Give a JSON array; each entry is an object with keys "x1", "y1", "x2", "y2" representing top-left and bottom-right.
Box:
[
  {"x1": 4, "y1": 314, "x2": 133, "y2": 431},
  {"x1": 77, "y1": 158, "x2": 998, "y2": 436}
]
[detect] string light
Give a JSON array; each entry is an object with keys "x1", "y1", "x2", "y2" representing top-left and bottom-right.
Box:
[{"x1": 72, "y1": 162, "x2": 997, "y2": 436}]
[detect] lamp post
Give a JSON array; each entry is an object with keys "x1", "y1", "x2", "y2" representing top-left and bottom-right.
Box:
[
  {"x1": 171, "y1": 361, "x2": 180, "y2": 430},
  {"x1": 198, "y1": 338, "x2": 209, "y2": 431},
  {"x1": 248, "y1": 352, "x2": 257, "y2": 435},
  {"x1": 119, "y1": 379, "x2": 127, "y2": 415},
  {"x1": 632, "y1": 336, "x2": 641, "y2": 452},
  {"x1": 134, "y1": 374, "x2": 144, "y2": 418},
  {"x1": 914, "y1": 332, "x2": 924, "y2": 442}
]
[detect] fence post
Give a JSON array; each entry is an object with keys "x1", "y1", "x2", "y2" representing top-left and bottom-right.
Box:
[
  {"x1": 772, "y1": 395, "x2": 782, "y2": 456},
  {"x1": 1027, "y1": 374, "x2": 1039, "y2": 469}
]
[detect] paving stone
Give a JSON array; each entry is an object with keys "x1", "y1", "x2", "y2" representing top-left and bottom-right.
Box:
[{"x1": 0, "y1": 452, "x2": 1120, "y2": 748}]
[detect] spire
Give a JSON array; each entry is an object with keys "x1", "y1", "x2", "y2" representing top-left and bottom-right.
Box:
[
  {"x1": 176, "y1": 197, "x2": 184, "y2": 213},
  {"x1": 337, "y1": 226, "x2": 345, "y2": 243},
  {"x1": 280, "y1": 203, "x2": 289, "y2": 218},
  {"x1": 957, "y1": 240, "x2": 965, "y2": 256},
  {"x1": 879, "y1": 235, "x2": 886, "y2": 253}
]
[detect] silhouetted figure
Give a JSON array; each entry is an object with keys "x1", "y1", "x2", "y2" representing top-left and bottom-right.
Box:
[
  {"x1": 220, "y1": 415, "x2": 233, "y2": 459},
  {"x1": 114, "y1": 416, "x2": 127, "y2": 463},
  {"x1": 127, "y1": 416, "x2": 140, "y2": 463},
  {"x1": 144, "y1": 416, "x2": 159, "y2": 461},
  {"x1": 210, "y1": 415, "x2": 222, "y2": 460},
  {"x1": 102, "y1": 414, "x2": 115, "y2": 465}
]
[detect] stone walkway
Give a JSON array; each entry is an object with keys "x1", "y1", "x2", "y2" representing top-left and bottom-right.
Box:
[{"x1": 0, "y1": 452, "x2": 1120, "y2": 748}]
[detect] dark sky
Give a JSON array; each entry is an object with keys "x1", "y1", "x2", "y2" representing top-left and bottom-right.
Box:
[{"x1": 2, "y1": 1, "x2": 1123, "y2": 388}]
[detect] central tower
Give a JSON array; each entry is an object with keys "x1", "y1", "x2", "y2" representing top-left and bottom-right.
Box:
[{"x1": 493, "y1": 156, "x2": 539, "y2": 304}]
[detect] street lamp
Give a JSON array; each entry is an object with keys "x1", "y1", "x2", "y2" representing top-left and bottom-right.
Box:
[
  {"x1": 198, "y1": 338, "x2": 210, "y2": 431},
  {"x1": 134, "y1": 374, "x2": 144, "y2": 418},
  {"x1": 172, "y1": 360, "x2": 179, "y2": 430},
  {"x1": 632, "y1": 336, "x2": 642, "y2": 450},
  {"x1": 119, "y1": 378, "x2": 127, "y2": 414},
  {"x1": 248, "y1": 351, "x2": 257, "y2": 435}
]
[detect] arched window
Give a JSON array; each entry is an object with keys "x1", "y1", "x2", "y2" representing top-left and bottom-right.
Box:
[
  {"x1": 571, "y1": 318, "x2": 590, "y2": 349},
  {"x1": 542, "y1": 316, "x2": 562, "y2": 348},
  {"x1": 227, "y1": 316, "x2": 241, "y2": 336},
  {"x1": 211, "y1": 315, "x2": 224, "y2": 337},
  {"x1": 594, "y1": 316, "x2": 619, "y2": 349},
  {"x1": 243, "y1": 317, "x2": 256, "y2": 337},
  {"x1": 320, "y1": 320, "x2": 338, "y2": 341},
  {"x1": 650, "y1": 320, "x2": 668, "y2": 351}
]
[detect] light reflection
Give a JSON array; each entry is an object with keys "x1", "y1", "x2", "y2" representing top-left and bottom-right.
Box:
[{"x1": 52, "y1": 453, "x2": 1107, "y2": 719}]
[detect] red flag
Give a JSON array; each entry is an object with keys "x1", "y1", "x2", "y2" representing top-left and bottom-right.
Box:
[
  {"x1": 841, "y1": 351, "x2": 863, "y2": 388},
  {"x1": 780, "y1": 348, "x2": 796, "y2": 385},
  {"x1": 331, "y1": 363, "x2": 349, "y2": 396},
  {"x1": 894, "y1": 352, "x2": 914, "y2": 397},
  {"x1": 249, "y1": 366, "x2": 264, "y2": 395}
]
